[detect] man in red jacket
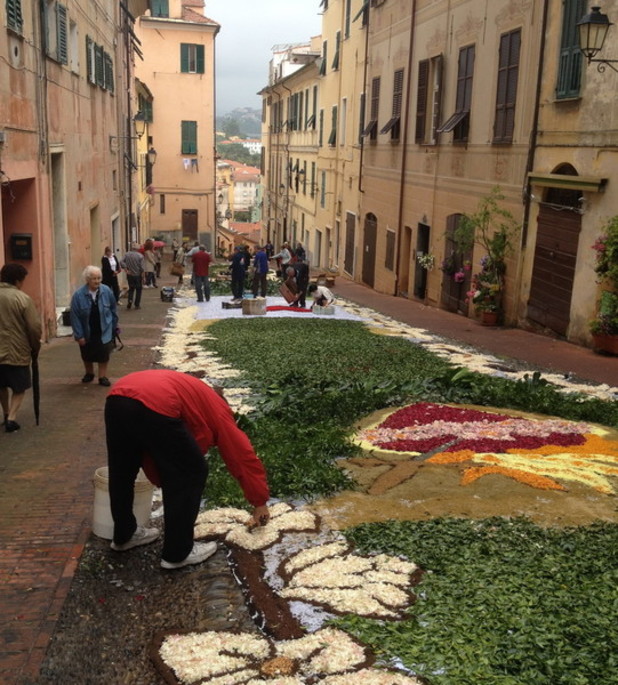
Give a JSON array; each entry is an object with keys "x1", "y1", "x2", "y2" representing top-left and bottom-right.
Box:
[
  {"x1": 105, "y1": 370, "x2": 270, "y2": 569},
  {"x1": 191, "y1": 245, "x2": 212, "y2": 302}
]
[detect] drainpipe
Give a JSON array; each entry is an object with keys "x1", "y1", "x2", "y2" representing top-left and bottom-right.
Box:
[
  {"x1": 358, "y1": 1, "x2": 371, "y2": 195},
  {"x1": 394, "y1": 1, "x2": 417, "y2": 297},
  {"x1": 521, "y1": 0, "x2": 549, "y2": 251}
]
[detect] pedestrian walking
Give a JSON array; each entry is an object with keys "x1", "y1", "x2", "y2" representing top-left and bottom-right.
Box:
[
  {"x1": 0, "y1": 263, "x2": 42, "y2": 433},
  {"x1": 121, "y1": 243, "x2": 144, "y2": 309},
  {"x1": 70, "y1": 265, "x2": 118, "y2": 387},
  {"x1": 192, "y1": 245, "x2": 212, "y2": 302},
  {"x1": 105, "y1": 369, "x2": 270, "y2": 569},
  {"x1": 101, "y1": 246, "x2": 121, "y2": 303},
  {"x1": 252, "y1": 245, "x2": 269, "y2": 298},
  {"x1": 143, "y1": 239, "x2": 158, "y2": 288}
]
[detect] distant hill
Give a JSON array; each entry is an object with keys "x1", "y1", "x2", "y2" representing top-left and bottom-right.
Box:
[{"x1": 216, "y1": 108, "x2": 262, "y2": 137}]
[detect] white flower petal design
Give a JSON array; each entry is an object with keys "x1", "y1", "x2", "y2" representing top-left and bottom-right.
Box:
[
  {"x1": 277, "y1": 628, "x2": 367, "y2": 676},
  {"x1": 280, "y1": 586, "x2": 401, "y2": 618},
  {"x1": 194, "y1": 503, "x2": 318, "y2": 551},
  {"x1": 282, "y1": 541, "x2": 350, "y2": 575},
  {"x1": 159, "y1": 631, "x2": 270, "y2": 684},
  {"x1": 158, "y1": 628, "x2": 376, "y2": 684},
  {"x1": 279, "y1": 544, "x2": 417, "y2": 619}
]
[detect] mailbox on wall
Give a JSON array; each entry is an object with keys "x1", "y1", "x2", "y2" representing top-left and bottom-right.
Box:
[{"x1": 9, "y1": 234, "x2": 33, "y2": 260}]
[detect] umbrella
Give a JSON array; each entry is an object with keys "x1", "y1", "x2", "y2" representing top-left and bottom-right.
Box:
[
  {"x1": 153, "y1": 240, "x2": 166, "y2": 249},
  {"x1": 31, "y1": 354, "x2": 40, "y2": 426}
]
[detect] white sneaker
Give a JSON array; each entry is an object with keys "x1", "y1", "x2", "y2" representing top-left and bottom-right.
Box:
[
  {"x1": 110, "y1": 526, "x2": 160, "y2": 551},
  {"x1": 160, "y1": 541, "x2": 217, "y2": 569}
]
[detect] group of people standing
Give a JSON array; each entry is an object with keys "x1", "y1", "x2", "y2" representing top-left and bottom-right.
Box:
[{"x1": 171, "y1": 241, "x2": 213, "y2": 302}]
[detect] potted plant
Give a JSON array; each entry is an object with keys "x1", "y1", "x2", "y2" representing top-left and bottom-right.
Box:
[
  {"x1": 467, "y1": 270, "x2": 502, "y2": 325},
  {"x1": 590, "y1": 217, "x2": 618, "y2": 354},
  {"x1": 455, "y1": 187, "x2": 519, "y2": 325}
]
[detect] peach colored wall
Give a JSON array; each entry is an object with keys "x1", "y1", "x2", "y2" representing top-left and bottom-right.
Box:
[{"x1": 136, "y1": 11, "x2": 218, "y2": 248}]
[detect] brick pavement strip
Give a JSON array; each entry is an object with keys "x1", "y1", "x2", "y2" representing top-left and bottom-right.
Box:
[{"x1": 0, "y1": 282, "x2": 172, "y2": 683}]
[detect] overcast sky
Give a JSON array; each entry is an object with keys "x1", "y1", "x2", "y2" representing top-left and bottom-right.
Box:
[{"x1": 206, "y1": 0, "x2": 322, "y2": 114}]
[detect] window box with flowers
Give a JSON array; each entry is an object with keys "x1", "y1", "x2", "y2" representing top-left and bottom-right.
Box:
[{"x1": 590, "y1": 216, "x2": 618, "y2": 355}]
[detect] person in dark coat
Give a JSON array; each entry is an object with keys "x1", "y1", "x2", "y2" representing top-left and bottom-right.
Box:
[
  {"x1": 293, "y1": 258, "x2": 310, "y2": 308},
  {"x1": 252, "y1": 246, "x2": 269, "y2": 298},
  {"x1": 101, "y1": 246, "x2": 121, "y2": 303},
  {"x1": 230, "y1": 246, "x2": 246, "y2": 302}
]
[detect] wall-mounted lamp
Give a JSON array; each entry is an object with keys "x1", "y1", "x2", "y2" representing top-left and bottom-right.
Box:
[
  {"x1": 110, "y1": 112, "x2": 148, "y2": 146},
  {"x1": 147, "y1": 147, "x2": 157, "y2": 166},
  {"x1": 133, "y1": 111, "x2": 147, "y2": 138},
  {"x1": 279, "y1": 183, "x2": 286, "y2": 194},
  {"x1": 578, "y1": 6, "x2": 618, "y2": 73}
]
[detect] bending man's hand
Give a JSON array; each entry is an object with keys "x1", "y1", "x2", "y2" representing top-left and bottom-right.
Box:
[{"x1": 249, "y1": 505, "x2": 270, "y2": 528}]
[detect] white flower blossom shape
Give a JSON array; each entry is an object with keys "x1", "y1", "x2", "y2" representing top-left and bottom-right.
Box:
[
  {"x1": 194, "y1": 503, "x2": 318, "y2": 551},
  {"x1": 157, "y1": 627, "x2": 423, "y2": 684},
  {"x1": 279, "y1": 543, "x2": 417, "y2": 619},
  {"x1": 158, "y1": 631, "x2": 271, "y2": 684}
]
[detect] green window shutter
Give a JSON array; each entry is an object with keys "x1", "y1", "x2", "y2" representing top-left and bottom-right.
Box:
[
  {"x1": 95, "y1": 44, "x2": 104, "y2": 86},
  {"x1": 180, "y1": 44, "x2": 189, "y2": 73},
  {"x1": 150, "y1": 0, "x2": 168, "y2": 17},
  {"x1": 556, "y1": 0, "x2": 586, "y2": 98},
  {"x1": 104, "y1": 52, "x2": 114, "y2": 92},
  {"x1": 86, "y1": 35, "x2": 94, "y2": 83},
  {"x1": 196, "y1": 44, "x2": 205, "y2": 73},
  {"x1": 328, "y1": 105, "x2": 338, "y2": 146},
  {"x1": 6, "y1": 0, "x2": 24, "y2": 33},
  {"x1": 332, "y1": 32, "x2": 340, "y2": 70},
  {"x1": 181, "y1": 121, "x2": 197, "y2": 154},
  {"x1": 57, "y1": 3, "x2": 68, "y2": 64}
]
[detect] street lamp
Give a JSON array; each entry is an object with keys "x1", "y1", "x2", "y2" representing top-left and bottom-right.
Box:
[
  {"x1": 147, "y1": 147, "x2": 157, "y2": 166},
  {"x1": 133, "y1": 111, "x2": 147, "y2": 138},
  {"x1": 578, "y1": 6, "x2": 618, "y2": 72}
]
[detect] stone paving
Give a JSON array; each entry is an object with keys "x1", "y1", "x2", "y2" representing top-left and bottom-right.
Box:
[{"x1": 1, "y1": 264, "x2": 617, "y2": 683}]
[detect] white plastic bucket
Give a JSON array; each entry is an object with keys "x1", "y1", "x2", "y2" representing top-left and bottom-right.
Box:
[{"x1": 92, "y1": 466, "x2": 154, "y2": 540}]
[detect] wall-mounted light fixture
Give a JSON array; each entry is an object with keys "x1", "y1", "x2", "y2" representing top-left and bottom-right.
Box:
[
  {"x1": 110, "y1": 112, "x2": 148, "y2": 146},
  {"x1": 147, "y1": 147, "x2": 157, "y2": 166},
  {"x1": 578, "y1": 6, "x2": 618, "y2": 73}
]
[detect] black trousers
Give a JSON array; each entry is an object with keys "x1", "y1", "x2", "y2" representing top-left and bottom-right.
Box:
[
  {"x1": 126, "y1": 275, "x2": 142, "y2": 307},
  {"x1": 104, "y1": 396, "x2": 208, "y2": 562}
]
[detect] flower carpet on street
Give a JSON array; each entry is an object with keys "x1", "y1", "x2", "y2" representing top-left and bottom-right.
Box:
[
  {"x1": 153, "y1": 626, "x2": 423, "y2": 684},
  {"x1": 153, "y1": 502, "x2": 422, "y2": 684},
  {"x1": 145, "y1": 290, "x2": 618, "y2": 685},
  {"x1": 356, "y1": 401, "x2": 618, "y2": 495},
  {"x1": 162, "y1": 291, "x2": 618, "y2": 403}
]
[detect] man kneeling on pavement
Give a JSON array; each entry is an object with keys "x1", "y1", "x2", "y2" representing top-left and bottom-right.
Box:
[{"x1": 105, "y1": 369, "x2": 270, "y2": 569}]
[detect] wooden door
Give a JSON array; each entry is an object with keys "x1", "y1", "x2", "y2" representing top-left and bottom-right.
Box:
[
  {"x1": 182, "y1": 209, "x2": 198, "y2": 242},
  {"x1": 527, "y1": 198, "x2": 581, "y2": 336},
  {"x1": 362, "y1": 213, "x2": 377, "y2": 288},
  {"x1": 344, "y1": 211, "x2": 355, "y2": 276},
  {"x1": 414, "y1": 223, "x2": 430, "y2": 299}
]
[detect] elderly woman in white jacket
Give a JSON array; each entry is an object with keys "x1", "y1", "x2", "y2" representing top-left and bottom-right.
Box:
[{"x1": 70, "y1": 265, "x2": 118, "y2": 387}]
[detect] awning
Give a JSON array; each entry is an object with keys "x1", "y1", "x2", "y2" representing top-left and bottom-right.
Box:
[{"x1": 527, "y1": 172, "x2": 608, "y2": 192}]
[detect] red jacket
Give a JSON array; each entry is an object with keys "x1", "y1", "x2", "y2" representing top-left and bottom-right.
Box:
[
  {"x1": 191, "y1": 250, "x2": 212, "y2": 277},
  {"x1": 109, "y1": 370, "x2": 269, "y2": 506}
]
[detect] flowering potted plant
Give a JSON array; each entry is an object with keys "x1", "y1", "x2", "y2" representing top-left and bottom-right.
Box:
[
  {"x1": 416, "y1": 252, "x2": 435, "y2": 270},
  {"x1": 455, "y1": 188, "x2": 519, "y2": 326},
  {"x1": 590, "y1": 216, "x2": 618, "y2": 354}
]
